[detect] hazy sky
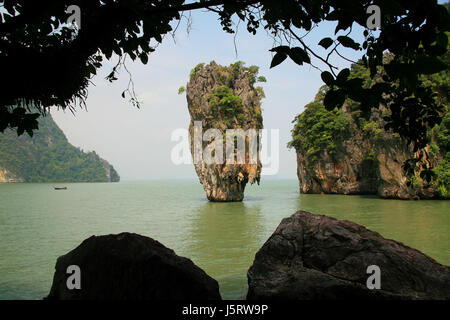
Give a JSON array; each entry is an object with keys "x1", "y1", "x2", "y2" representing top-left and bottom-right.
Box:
[{"x1": 52, "y1": 9, "x2": 365, "y2": 181}]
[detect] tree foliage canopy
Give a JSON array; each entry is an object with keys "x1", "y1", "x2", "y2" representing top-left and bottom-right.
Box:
[
  {"x1": 187, "y1": 61, "x2": 264, "y2": 127},
  {"x1": 0, "y1": 0, "x2": 449, "y2": 153}
]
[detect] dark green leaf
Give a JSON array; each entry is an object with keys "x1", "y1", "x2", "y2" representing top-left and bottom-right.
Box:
[
  {"x1": 269, "y1": 46, "x2": 291, "y2": 54},
  {"x1": 140, "y1": 53, "x2": 149, "y2": 65},
  {"x1": 303, "y1": 19, "x2": 312, "y2": 31},
  {"x1": 345, "y1": 78, "x2": 365, "y2": 92},
  {"x1": 87, "y1": 64, "x2": 96, "y2": 75},
  {"x1": 291, "y1": 17, "x2": 303, "y2": 29},
  {"x1": 337, "y1": 36, "x2": 360, "y2": 50},
  {"x1": 325, "y1": 10, "x2": 340, "y2": 21},
  {"x1": 335, "y1": 19, "x2": 353, "y2": 34},
  {"x1": 321, "y1": 71, "x2": 334, "y2": 85},
  {"x1": 318, "y1": 37, "x2": 334, "y2": 49},
  {"x1": 154, "y1": 33, "x2": 162, "y2": 43},
  {"x1": 415, "y1": 56, "x2": 448, "y2": 75},
  {"x1": 270, "y1": 52, "x2": 288, "y2": 68},
  {"x1": 103, "y1": 46, "x2": 113, "y2": 60},
  {"x1": 336, "y1": 68, "x2": 350, "y2": 84},
  {"x1": 288, "y1": 47, "x2": 310, "y2": 65},
  {"x1": 324, "y1": 89, "x2": 345, "y2": 110}
]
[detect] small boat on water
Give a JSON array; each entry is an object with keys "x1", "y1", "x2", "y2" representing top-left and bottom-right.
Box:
[{"x1": 54, "y1": 187, "x2": 67, "y2": 190}]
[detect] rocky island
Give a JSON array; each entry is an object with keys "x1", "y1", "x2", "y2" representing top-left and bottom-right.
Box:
[
  {"x1": 0, "y1": 113, "x2": 119, "y2": 183},
  {"x1": 289, "y1": 61, "x2": 449, "y2": 199},
  {"x1": 182, "y1": 61, "x2": 265, "y2": 201}
]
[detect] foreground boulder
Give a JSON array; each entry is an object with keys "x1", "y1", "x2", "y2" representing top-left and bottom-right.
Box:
[
  {"x1": 247, "y1": 211, "x2": 450, "y2": 300},
  {"x1": 46, "y1": 233, "x2": 221, "y2": 300}
]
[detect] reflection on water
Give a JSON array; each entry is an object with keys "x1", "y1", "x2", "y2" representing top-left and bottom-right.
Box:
[
  {"x1": 0, "y1": 180, "x2": 448, "y2": 300},
  {"x1": 187, "y1": 201, "x2": 264, "y2": 299}
]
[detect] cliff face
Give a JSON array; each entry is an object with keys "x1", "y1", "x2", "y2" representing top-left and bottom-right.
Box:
[
  {"x1": 0, "y1": 113, "x2": 120, "y2": 183},
  {"x1": 185, "y1": 61, "x2": 264, "y2": 201},
  {"x1": 0, "y1": 167, "x2": 23, "y2": 183},
  {"x1": 294, "y1": 104, "x2": 443, "y2": 199},
  {"x1": 291, "y1": 53, "x2": 449, "y2": 200}
]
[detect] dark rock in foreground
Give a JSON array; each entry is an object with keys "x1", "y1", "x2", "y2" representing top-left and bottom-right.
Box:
[
  {"x1": 46, "y1": 233, "x2": 221, "y2": 300},
  {"x1": 247, "y1": 211, "x2": 450, "y2": 300}
]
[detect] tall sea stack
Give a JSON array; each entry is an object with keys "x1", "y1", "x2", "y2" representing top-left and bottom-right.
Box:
[{"x1": 184, "y1": 61, "x2": 265, "y2": 201}]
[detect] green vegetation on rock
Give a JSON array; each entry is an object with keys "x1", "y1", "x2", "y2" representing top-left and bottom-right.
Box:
[
  {"x1": 177, "y1": 86, "x2": 185, "y2": 95},
  {"x1": 190, "y1": 63, "x2": 205, "y2": 80},
  {"x1": 0, "y1": 114, "x2": 120, "y2": 183},
  {"x1": 290, "y1": 51, "x2": 449, "y2": 197},
  {"x1": 288, "y1": 90, "x2": 351, "y2": 165},
  {"x1": 430, "y1": 109, "x2": 450, "y2": 197},
  {"x1": 212, "y1": 62, "x2": 265, "y2": 127},
  {"x1": 213, "y1": 61, "x2": 266, "y2": 89},
  {"x1": 183, "y1": 61, "x2": 265, "y2": 128},
  {"x1": 425, "y1": 31, "x2": 450, "y2": 197},
  {"x1": 207, "y1": 86, "x2": 244, "y2": 127}
]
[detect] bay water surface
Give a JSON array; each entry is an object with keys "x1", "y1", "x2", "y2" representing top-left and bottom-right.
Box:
[{"x1": 0, "y1": 180, "x2": 448, "y2": 299}]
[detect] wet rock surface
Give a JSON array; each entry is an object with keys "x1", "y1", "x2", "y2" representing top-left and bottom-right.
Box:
[
  {"x1": 46, "y1": 232, "x2": 221, "y2": 300},
  {"x1": 247, "y1": 211, "x2": 450, "y2": 300}
]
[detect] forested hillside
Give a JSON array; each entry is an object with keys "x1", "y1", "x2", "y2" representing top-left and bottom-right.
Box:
[{"x1": 0, "y1": 114, "x2": 119, "y2": 183}]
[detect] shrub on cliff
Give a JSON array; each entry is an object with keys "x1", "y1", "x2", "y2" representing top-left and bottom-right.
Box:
[
  {"x1": 288, "y1": 95, "x2": 351, "y2": 165},
  {"x1": 181, "y1": 61, "x2": 266, "y2": 129},
  {"x1": 431, "y1": 109, "x2": 450, "y2": 197}
]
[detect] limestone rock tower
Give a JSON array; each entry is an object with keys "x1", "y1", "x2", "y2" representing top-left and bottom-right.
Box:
[{"x1": 184, "y1": 61, "x2": 265, "y2": 201}]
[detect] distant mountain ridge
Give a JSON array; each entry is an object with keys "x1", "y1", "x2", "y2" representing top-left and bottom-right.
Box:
[{"x1": 0, "y1": 114, "x2": 119, "y2": 183}]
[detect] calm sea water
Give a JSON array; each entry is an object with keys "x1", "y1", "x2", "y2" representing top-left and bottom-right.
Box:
[{"x1": 0, "y1": 180, "x2": 448, "y2": 299}]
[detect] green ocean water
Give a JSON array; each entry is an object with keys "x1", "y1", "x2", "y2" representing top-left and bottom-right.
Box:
[{"x1": 0, "y1": 180, "x2": 448, "y2": 300}]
